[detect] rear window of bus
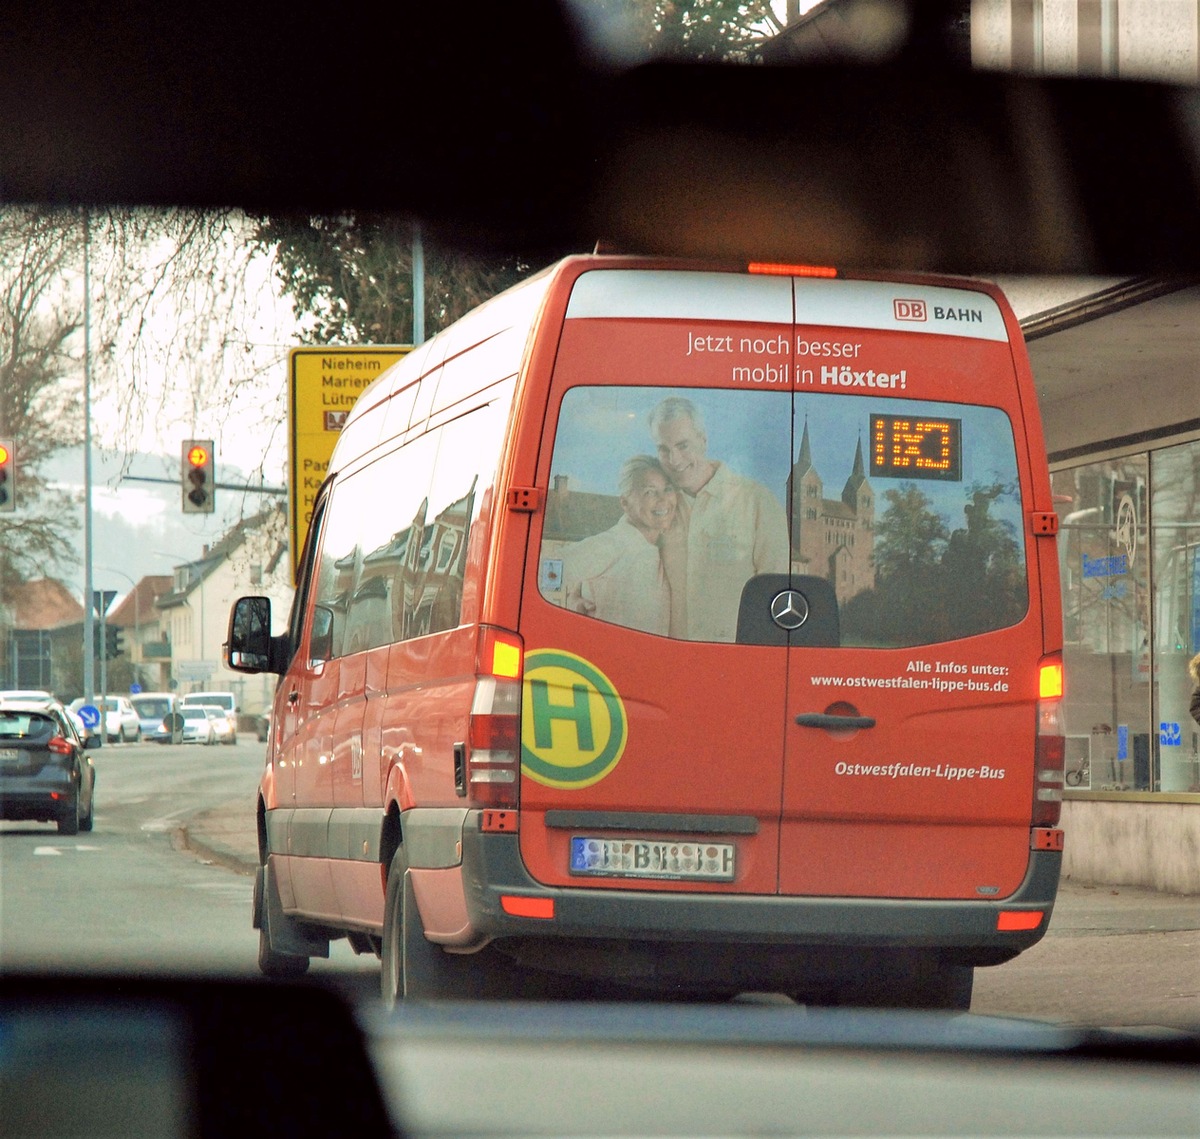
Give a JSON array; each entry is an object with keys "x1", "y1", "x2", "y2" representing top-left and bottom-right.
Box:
[{"x1": 537, "y1": 384, "x2": 1027, "y2": 648}]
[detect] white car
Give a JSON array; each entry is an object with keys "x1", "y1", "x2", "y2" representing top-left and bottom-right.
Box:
[
  {"x1": 69, "y1": 696, "x2": 141, "y2": 743},
  {"x1": 181, "y1": 692, "x2": 239, "y2": 745},
  {"x1": 178, "y1": 706, "x2": 217, "y2": 745},
  {"x1": 202, "y1": 706, "x2": 236, "y2": 745}
]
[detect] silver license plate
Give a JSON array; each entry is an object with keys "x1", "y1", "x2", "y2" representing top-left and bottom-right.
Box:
[
  {"x1": 0, "y1": 748, "x2": 20, "y2": 761},
  {"x1": 570, "y1": 836, "x2": 735, "y2": 882}
]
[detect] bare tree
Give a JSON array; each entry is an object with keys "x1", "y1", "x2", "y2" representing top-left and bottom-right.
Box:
[
  {"x1": 0, "y1": 206, "x2": 295, "y2": 614},
  {"x1": 90, "y1": 208, "x2": 292, "y2": 492},
  {"x1": 0, "y1": 208, "x2": 85, "y2": 589}
]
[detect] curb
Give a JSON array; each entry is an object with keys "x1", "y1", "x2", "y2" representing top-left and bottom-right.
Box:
[{"x1": 172, "y1": 819, "x2": 258, "y2": 877}]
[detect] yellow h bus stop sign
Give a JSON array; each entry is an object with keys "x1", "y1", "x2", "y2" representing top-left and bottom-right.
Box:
[{"x1": 288, "y1": 346, "x2": 410, "y2": 580}]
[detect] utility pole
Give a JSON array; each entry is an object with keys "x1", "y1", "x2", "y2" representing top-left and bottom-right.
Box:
[
  {"x1": 413, "y1": 222, "x2": 425, "y2": 345},
  {"x1": 82, "y1": 210, "x2": 96, "y2": 703}
]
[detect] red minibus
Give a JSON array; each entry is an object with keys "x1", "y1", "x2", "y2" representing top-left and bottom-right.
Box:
[{"x1": 228, "y1": 256, "x2": 1064, "y2": 1008}]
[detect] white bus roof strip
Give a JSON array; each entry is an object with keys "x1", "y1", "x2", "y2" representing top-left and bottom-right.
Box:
[
  {"x1": 565, "y1": 269, "x2": 1009, "y2": 343},
  {"x1": 793, "y1": 279, "x2": 1009, "y2": 342},
  {"x1": 565, "y1": 270, "x2": 793, "y2": 322}
]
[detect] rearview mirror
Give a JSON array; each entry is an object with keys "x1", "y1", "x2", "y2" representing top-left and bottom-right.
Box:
[{"x1": 226, "y1": 596, "x2": 273, "y2": 673}]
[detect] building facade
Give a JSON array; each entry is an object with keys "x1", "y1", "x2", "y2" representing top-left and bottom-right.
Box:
[
  {"x1": 154, "y1": 502, "x2": 294, "y2": 717},
  {"x1": 977, "y1": 1, "x2": 1200, "y2": 892}
]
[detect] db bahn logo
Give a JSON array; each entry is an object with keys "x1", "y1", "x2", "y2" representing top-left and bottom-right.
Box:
[
  {"x1": 521, "y1": 649, "x2": 628, "y2": 789},
  {"x1": 894, "y1": 299, "x2": 927, "y2": 321}
]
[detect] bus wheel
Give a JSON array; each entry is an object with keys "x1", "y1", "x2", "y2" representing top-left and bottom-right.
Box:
[
  {"x1": 919, "y1": 964, "x2": 975, "y2": 1011},
  {"x1": 381, "y1": 847, "x2": 492, "y2": 1005},
  {"x1": 833, "y1": 963, "x2": 974, "y2": 1011},
  {"x1": 255, "y1": 864, "x2": 310, "y2": 979},
  {"x1": 258, "y1": 925, "x2": 309, "y2": 979}
]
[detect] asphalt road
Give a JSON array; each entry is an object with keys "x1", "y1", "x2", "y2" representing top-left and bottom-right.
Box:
[
  {"x1": 2, "y1": 736, "x2": 1196, "y2": 1027},
  {"x1": 0, "y1": 736, "x2": 373, "y2": 988}
]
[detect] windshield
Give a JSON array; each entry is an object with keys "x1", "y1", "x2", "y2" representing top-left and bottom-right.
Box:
[
  {"x1": 131, "y1": 698, "x2": 171, "y2": 717},
  {"x1": 0, "y1": 711, "x2": 54, "y2": 739},
  {"x1": 0, "y1": 0, "x2": 1197, "y2": 1091}
]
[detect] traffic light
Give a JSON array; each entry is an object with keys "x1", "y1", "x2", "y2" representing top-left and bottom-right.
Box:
[
  {"x1": 181, "y1": 439, "x2": 215, "y2": 514},
  {"x1": 0, "y1": 438, "x2": 14, "y2": 513},
  {"x1": 104, "y1": 625, "x2": 125, "y2": 660}
]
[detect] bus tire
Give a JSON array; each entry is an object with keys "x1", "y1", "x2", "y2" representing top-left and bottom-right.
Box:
[
  {"x1": 258, "y1": 923, "x2": 310, "y2": 979},
  {"x1": 381, "y1": 847, "x2": 497, "y2": 1005},
  {"x1": 809, "y1": 957, "x2": 974, "y2": 1012},
  {"x1": 255, "y1": 862, "x2": 311, "y2": 979},
  {"x1": 904, "y1": 963, "x2": 974, "y2": 1011}
]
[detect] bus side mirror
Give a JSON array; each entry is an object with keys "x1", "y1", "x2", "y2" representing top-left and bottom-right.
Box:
[{"x1": 227, "y1": 596, "x2": 276, "y2": 673}]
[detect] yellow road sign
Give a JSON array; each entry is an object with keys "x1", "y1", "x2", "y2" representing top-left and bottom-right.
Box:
[{"x1": 288, "y1": 346, "x2": 410, "y2": 580}]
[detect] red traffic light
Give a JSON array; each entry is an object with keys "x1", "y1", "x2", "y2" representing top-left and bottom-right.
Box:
[
  {"x1": 181, "y1": 438, "x2": 215, "y2": 514},
  {"x1": 0, "y1": 437, "x2": 13, "y2": 513}
]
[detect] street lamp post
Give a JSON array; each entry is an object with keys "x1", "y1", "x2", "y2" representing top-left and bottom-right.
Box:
[{"x1": 98, "y1": 567, "x2": 142, "y2": 687}]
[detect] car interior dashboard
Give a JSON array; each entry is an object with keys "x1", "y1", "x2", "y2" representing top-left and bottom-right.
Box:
[{"x1": 2, "y1": 974, "x2": 1198, "y2": 1139}]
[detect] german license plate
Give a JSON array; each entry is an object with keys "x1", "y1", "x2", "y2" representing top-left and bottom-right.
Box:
[{"x1": 570, "y1": 836, "x2": 735, "y2": 882}]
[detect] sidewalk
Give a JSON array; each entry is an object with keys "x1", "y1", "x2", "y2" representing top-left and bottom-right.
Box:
[
  {"x1": 177, "y1": 797, "x2": 258, "y2": 875},
  {"x1": 178, "y1": 798, "x2": 1200, "y2": 933}
]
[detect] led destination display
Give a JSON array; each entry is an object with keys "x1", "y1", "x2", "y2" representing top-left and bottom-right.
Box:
[{"x1": 870, "y1": 413, "x2": 963, "y2": 481}]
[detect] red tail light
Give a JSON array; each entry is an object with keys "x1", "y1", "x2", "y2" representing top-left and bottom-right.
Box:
[
  {"x1": 466, "y1": 628, "x2": 523, "y2": 807},
  {"x1": 47, "y1": 735, "x2": 72, "y2": 756},
  {"x1": 1034, "y1": 655, "x2": 1064, "y2": 827}
]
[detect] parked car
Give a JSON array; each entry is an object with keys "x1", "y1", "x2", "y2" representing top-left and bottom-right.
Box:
[
  {"x1": 0, "y1": 691, "x2": 86, "y2": 739},
  {"x1": 202, "y1": 706, "x2": 235, "y2": 745},
  {"x1": 69, "y1": 696, "x2": 141, "y2": 743},
  {"x1": 255, "y1": 711, "x2": 271, "y2": 743},
  {"x1": 103, "y1": 697, "x2": 142, "y2": 743},
  {"x1": 129, "y1": 693, "x2": 178, "y2": 740},
  {"x1": 181, "y1": 692, "x2": 239, "y2": 745},
  {"x1": 0, "y1": 697, "x2": 98, "y2": 834},
  {"x1": 179, "y1": 706, "x2": 217, "y2": 746}
]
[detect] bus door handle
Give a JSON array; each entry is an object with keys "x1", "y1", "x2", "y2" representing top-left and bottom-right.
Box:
[
  {"x1": 795, "y1": 713, "x2": 876, "y2": 730},
  {"x1": 287, "y1": 690, "x2": 300, "y2": 705}
]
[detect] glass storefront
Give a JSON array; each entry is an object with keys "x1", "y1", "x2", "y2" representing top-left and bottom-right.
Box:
[{"x1": 1053, "y1": 438, "x2": 1200, "y2": 794}]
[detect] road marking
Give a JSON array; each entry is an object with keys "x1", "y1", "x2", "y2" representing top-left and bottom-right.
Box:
[
  {"x1": 31, "y1": 845, "x2": 103, "y2": 856},
  {"x1": 141, "y1": 808, "x2": 191, "y2": 832}
]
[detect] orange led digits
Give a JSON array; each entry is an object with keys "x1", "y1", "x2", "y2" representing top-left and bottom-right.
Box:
[{"x1": 869, "y1": 414, "x2": 962, "y2": 481}]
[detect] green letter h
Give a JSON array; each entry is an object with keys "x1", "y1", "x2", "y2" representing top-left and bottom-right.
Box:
[{"x1": 530, "y1": 679, "x2": 594, "y2": 751}]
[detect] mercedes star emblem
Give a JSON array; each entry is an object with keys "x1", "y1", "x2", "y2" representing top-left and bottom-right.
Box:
[{"x1": 770, "y1": 589, "x2": 809, "y2": 631}]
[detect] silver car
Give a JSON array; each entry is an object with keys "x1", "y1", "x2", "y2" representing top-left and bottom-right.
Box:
[{"x1": 129, "y1": 693, "x2": 178, "y2": 740}]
